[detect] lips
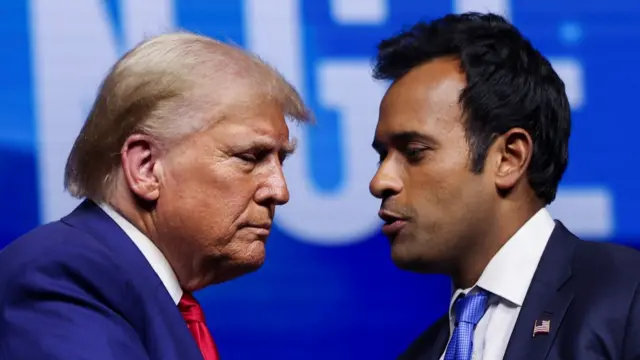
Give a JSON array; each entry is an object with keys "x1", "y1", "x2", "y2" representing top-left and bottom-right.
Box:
[
  {"x1": 243, "y1": 223, "x2": 272, "y2": 237},
  {"x1": 250, "y1": 223, "x2": 272, "y2": 230},
  {"x1": 378, "y1": 210, "x2": 408, "y2": 237}
]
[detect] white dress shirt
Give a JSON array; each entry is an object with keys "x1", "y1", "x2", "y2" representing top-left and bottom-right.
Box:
[
  {"x1": 439, "y1": 208, "x2": 556, "y2": 360},
  {"x1": 98, "y1": 203, "x2": 183, "y2": 305}
]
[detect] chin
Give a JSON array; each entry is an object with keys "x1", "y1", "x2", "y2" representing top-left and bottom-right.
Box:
[
  {"x1": 214, "y1": 246, "x2": 266, "y2": 284},
  {"x1": 392, "y1": 256, "x2": 424, "y2": 272},
  {"x1": 211, "y1": 261, "x2": 264, "y2": 285},
  {"x1": 240, "y1": 252, "x2": 266, "y2": 272},
  {"x1": 245, "y1": 240, "x2": 266, "y2": 265},
  {"x1": 391, "y1": 244, "x2": 439, "y2": 273}
]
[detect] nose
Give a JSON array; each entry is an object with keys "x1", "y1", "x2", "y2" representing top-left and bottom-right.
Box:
[
  {"x1": 369, "y1": 158, "x2": 403, "y2": 199},
  {"x1": 255, "y1": 162, "x2": 290, "y2": 206}
]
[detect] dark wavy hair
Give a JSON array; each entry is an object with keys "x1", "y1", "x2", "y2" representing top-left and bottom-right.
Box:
[{"x1": 373, "y1": 12, "x2": 571, "y2": 204}]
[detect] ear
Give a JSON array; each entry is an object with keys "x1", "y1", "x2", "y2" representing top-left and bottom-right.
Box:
[
  {"x1": 491, "y1": 128, "x2": 533, "y2": 192},
  {"x1": 120, "y1": 134, "x2": 162, "y2": 202}
]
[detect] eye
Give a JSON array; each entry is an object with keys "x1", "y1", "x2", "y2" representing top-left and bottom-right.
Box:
[
  {"x1": 237, "y1": 148, "x2": 273, "y2": 165},
  {"x1": 238, "y1": 153, "x2": 258, "y2": 163},
  {"x1": 404, "y1": 146, "x2": 427, "y2": 162},
  {"x1": 405, "y1": 147, "x2": 422, "y2": 158}
]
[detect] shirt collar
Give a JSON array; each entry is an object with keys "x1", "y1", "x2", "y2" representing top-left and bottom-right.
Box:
[
  {"x1": 98, "y1": 202, "x2": 183, "y2": 304},
  {"x1": 448, "y1": 207, "x2": 556, "y2": 316}
]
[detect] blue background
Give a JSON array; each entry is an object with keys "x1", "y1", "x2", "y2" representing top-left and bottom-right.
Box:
[{"x1": 1, "y1": 1, "x2": 639, "y2": 359}]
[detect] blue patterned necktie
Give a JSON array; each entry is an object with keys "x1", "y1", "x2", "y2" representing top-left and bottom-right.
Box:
[{"x1": 443, "y1": 290, "x2": 489, "y2": 360}]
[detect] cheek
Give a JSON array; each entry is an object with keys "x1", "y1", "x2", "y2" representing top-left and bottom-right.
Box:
[
  {"x1": 163, "y1": 162, "x2": 255, "y2": 233},
  {"x1": 433, "y1": 171, "x2": 492, "y2": 226},
  {"x1": 408, "y1": 159, "x2": 476, "y2": 214}
]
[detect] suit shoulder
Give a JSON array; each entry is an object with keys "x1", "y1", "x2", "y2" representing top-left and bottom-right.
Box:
[
  {"x1": 0, "y1": 220, "x2": 124, "y2": 292},
  {"x1": 398, "y1": 315, "x2": 448, "y2": 360},
  {"x1": 0, "y1": 222, "x2": 149, "y2": 360},
  {"x1": 576, "y1": 239, "x2": 640, "y2": 268},
  {"x1": 573, "y1": 239, "x2": 640, "y2": 282}
]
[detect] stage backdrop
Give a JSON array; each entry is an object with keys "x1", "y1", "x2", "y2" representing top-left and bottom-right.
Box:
[{"x1": 1, "y1": 1, "x2": 639, "y2": 359}]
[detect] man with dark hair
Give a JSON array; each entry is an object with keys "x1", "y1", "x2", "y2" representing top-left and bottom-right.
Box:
[{"x1": 370, "y1": 12, "x2": 640, "y2": 359}]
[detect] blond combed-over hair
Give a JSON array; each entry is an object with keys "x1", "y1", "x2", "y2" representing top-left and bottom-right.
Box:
[{"x1": 64, "y1": 31, "x2": 311, "y2": 201}]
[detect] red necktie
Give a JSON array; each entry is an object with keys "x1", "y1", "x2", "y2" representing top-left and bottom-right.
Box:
[{"x1": 178, "y1": 293, "x2": 220, "y2": 360}]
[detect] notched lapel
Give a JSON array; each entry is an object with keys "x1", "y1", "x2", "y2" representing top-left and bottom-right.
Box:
[
  {"x1": 526, "y1": 289, "x2": 574, "y2": 360},
  {"x1": 398, "y1": 315, "x2": 449, "y2": 360},
  {"x1": 504, "y1": 286, "x2": 574, "y2": 360},
  {"x1": 503, "y1": 221, "x2": 577, "y2": 360},
  {"x1": 420, "y1": 325, "x2": 449, "y2": 360}
]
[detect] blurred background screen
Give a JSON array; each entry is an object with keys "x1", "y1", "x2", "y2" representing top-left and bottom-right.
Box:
[{"x1": 1, "y1": 1, "x2": 639, "y2": 359}]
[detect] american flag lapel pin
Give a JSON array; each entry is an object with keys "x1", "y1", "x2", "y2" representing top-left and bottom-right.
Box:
[{"x1": 533, "y1": 319, "x2": 551, "y2": 337}]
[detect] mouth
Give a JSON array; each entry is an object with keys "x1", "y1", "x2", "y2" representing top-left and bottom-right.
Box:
[
  {"x1": 245, "y1": 223, "x2": 272, "y2": 236},
  {"x1": 378, "y1": 210, "x2": 408, "y2": 238}
]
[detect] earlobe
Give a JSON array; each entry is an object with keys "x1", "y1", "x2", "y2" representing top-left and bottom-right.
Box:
[
  {"x1": 120, "y1": 134, "x2": 162, "y2": 202},
  {"x1": 494, "y1": 128, "x2": 533, "y2": 192}
]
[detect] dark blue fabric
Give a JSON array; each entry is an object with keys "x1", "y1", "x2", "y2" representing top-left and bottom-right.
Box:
[
  {"x1": 398, "y1": 221, "x2": 640, "y2": 360},
  {"x1": 0, "y1": 200, "x2": 204, "y2": 360}
]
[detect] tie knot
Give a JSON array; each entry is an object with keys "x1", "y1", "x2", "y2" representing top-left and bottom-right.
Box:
[
  {"x1": 454, "y1": 290, "x2": 489, "y2": 326},
  {"x1": 179, "y1": 293, "x2": 206, "y2": 323}
]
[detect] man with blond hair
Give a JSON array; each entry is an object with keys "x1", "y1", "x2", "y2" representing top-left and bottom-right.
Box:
[{"x1": 0, "y1": 32, "x2": 310, "y2": 360}]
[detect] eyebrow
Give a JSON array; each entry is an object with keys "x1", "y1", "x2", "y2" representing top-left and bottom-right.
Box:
[
  {"x1": 283, "y1": 137, "x2": 298, "y2": 155},
  {"x1": 244, "y1": 137, "x2": 297, "y2": 157},
  {"x1": 372, "y1": 131, "x2": 439, "y2": 151}
]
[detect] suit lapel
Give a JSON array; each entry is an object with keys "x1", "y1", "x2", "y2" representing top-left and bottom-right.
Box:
[
  {"x1": 503, "y1": 221, "x2": 577, "y2": 360},
  {"x1": 420, "y1": 323, "x2": 449, "y2": 360},
  {"x1": 61, "y1": 200, "x2": 169, "y2": 288},
  {"x1": 61, "y1": 200, "x2": 204, "y2": 359}
]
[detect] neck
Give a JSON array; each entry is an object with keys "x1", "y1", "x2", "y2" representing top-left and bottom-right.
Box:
[
  {"x1": 451, "y1": 200, "x2": 544, "y2": 289},
  {"x1": 107, "y1": 191, "x2": 219, "y2": 292},
  {"x1": 108, "y1": 192, "x2": 159, "y2": 245}
]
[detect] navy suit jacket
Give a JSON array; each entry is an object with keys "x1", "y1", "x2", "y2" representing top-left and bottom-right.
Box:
[
  {"x1": 398, "y1": 221, "x2": 640, "y2": 360},
  {"x1": 0, "y1": 200, "x2": 205, "y2": 360}
]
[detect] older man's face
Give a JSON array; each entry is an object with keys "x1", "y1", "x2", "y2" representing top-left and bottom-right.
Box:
[{"x1": 157, "y1": 101, "x2": 294, "y2": 287}]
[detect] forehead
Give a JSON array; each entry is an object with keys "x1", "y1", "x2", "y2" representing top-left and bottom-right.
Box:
[
  {"x1": 376, "y1": 58, "x2": 467, "y2": 141},
  {"x1": 201, "y1": 101, "x2": 293, "y2": 149}
]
